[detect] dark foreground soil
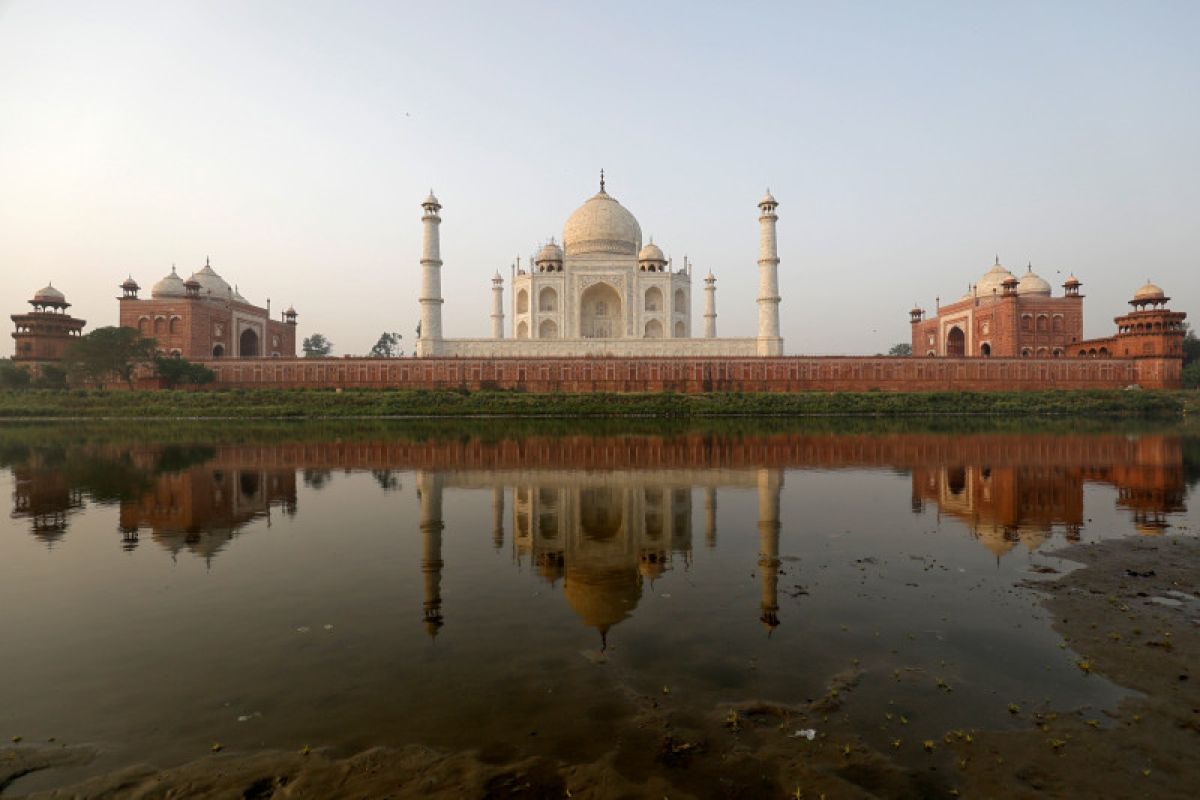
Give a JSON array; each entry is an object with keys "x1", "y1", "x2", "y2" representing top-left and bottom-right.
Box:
[{"x1": 4, "y1": 537, "x2": 1198, "y2": 799}]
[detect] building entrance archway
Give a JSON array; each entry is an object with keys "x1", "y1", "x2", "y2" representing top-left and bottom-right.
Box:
[
  {"x1": 580, "y1": 282, "x2": 623, "y2": 339},
  {"x1": 239, "y1": 328, "x2": 260, "y2": 357},
  {"x1": 946, "y1": 326, "x2": 965, "y2": 357}
]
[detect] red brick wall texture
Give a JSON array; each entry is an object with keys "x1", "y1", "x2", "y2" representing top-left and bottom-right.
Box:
[{"x1": 203, "y1": 355, "x2": 1183, "y2": 392}]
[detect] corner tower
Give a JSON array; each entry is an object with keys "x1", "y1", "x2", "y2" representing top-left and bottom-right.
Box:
[
  {"x1": 417, "y1": 191, "x2": 443, "y2": 356},
  {"x1": 756, "y1": 190, "x2": 783, "y2": 356}
]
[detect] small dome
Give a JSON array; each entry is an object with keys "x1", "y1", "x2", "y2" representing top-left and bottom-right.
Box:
[
  {"x1": 1134, "y1": 281, "x2": 1165, "y2": 300},
  {"x1": 187, "y1": 260, "x2": 232, "y2": 298},
  {"x1": 759, "y1": 189, "x2": 778, "y2": 207},
  {"x1": 151, "y1": 267, "x2": 187, "y2": 298},
  {"x1": 563, "y1": 190, "x2": 642, "y2": 257},
  {"x1": 1063, "y1": 274, "x2": 1081, "y2": 287},
  {"x1": 972, "y1": 257, "x2": 1016, "y2": 298},
  {"x1": 535, "y1": 238, "x2": 564, "y2": 263},
  {"x1": 33, "y1": 284, "x2": 66, "y2": 304},
  {"x1": 283, "y1": 305, "x2": 297, "y2": 316},
  {"x1": 120, "y1": 276, "x2": 139, "y2": 290},
  {"x1": 638, "y1": 241, "x2": 665, "y2": 262},
  {"x1": 1017, "y1": 265, "x2": 1052, "y2": 296},
  {"x1": 422, "y1": 190, "x2": 440, "y2": 207}
]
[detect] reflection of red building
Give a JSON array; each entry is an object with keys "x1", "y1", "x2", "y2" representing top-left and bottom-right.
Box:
[
  {"x1": 118, "y1": 465, "x2": 297, "y2": 560},
  {"x1": 10, "y1": 460, "x2": 84, "y2": 545},
  {"x1": 911, "y1": 435, "x2": 1186, "y2": 558}
]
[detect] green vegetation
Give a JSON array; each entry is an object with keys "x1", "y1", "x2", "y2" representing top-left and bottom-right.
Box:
[
  {"x1": 0, "y1": 387, "x2": 1193, "y2": 420},
  {"x1": 887, "y1": 343, "x2": 912, "y2": 356},
  {"x1": 154, "y1": 356, "x2": 216, "y2": 389},
  {"x1": 368, "y1": 332, "x2": 404, "y2": 358},
  {"x1": 63, "y1": 326, "x2": 157, "y2": 388},
  {"x1": 302, "y1": 333, "x2": 333, "y2": 357}
]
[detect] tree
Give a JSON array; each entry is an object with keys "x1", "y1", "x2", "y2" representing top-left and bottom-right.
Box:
[
  {"x1": 0, "y1": 360, "x2": 31, "y2": 389},
  {"x1": 888, "y1": 343, "x2": 913, "y2": 357},
  {"x1": 1183, "y1": 326, "x2": 1199, "y2": 367},
  {"x1": 154, "y1": 356, "x2": 215, "y2": 389},
  {"x1": 302, "y1": 333, "x2": 333, "y2": 358},
  {"x1": 369, "y1": 331, "x2": 403, "y2": 358},
  {"x1": 63, "y1": 327, "x2": 157, "y2": 389}
]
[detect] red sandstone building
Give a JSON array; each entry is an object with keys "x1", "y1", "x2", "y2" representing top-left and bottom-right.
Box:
[
  {"x1": 10, "y1": 284, "x2": 86, "y2": 363},
  {"x1": 910, "y1": 258, "x2": 1185, "y2": 361},
  {"x1": 118, "y1": 260, "x2": 298, "y2": 359}
]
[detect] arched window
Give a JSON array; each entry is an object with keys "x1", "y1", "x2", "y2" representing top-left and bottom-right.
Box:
[
  {"x1": 212, "y1": 344, "x2": 225, "y2": 358},
  {"x1": 645, "y1": 286, "x2": 663, "y2": 312},
  {"x1": 516, "y1": 320, "x2": 529, "y2": 339},
  {"x1": 1036, "y1": 315, "x2": 1049, "y2": 333},
  {"x1": 673, "y1": 320, "x2": 685, "y2": 338},
  {"x1": 644, "y1": 319, "x2": 664, "y2": 338},
  {"x1": 1078, "y1": 350, "x2": 1087, "y2": 358},
  {"x1": 153, "y1": 317, "x2": 166, "y2": 334},
  {"x1": 1052, "y1": 315, "x2": 1064, "y2": 333},
  {"x1": 1052, "y1": 348, "x2": 1063, "y2": 358},
  {"x1": 673, "y1": 288, "x2": 685, "y2": 312},
  {"x1": 1021, "y1": 315, "x2": 1033, "y2": 332},
  {"x1": 516, "y1": 289, "x2": 529, "y2": 314},
  {"x1": 538, "y1": 286, "x2": 557, "y2": 312},
  {"x1": 138, "y1": 317, "x2": 150, "y2": 334},
  {"x1": 980, "y1": 342, "x2": 991, "y2": 357},
  {"x1": 1037, "y1": 346, "x2": 1048, "y2": 358},
  {"x1": 1021, "y1": 348, "x2": 1032, "y2": 358},
  {"x1": 169, "y1": 317, "x2": 180, "y2": 334},
  {"x1": 1099, "y1": 347, "x2": 1109, "y2": 358},
  {"x1": 538, "y1": 318, "x2": 558, "y2": 339}
]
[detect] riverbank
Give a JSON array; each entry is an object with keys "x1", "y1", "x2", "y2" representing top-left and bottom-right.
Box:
[
  {"x1": 5, "y1": 536, "x2": 1197, "y2": 798},
  {"x1": 0, "y1": 388, "x2": 1195, "y2": 419}
]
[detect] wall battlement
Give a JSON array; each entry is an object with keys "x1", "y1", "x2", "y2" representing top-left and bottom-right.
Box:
[{"x1": 202, "y1": 354, "x2": 1182, "y2": 392}]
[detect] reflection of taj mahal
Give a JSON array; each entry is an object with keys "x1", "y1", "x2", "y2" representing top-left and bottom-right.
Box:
[{"x1": 416, "y1": 173, "x2": 783, "y2": 357}]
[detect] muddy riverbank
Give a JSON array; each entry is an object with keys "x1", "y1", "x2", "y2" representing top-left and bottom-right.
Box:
[{"x1": 4, "y1": 536, "x2": 1197, "y2": 799}]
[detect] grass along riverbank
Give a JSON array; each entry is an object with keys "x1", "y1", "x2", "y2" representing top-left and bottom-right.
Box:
[{"x1": 0, "y1": 388, "x2": 1195, "y2": 419}]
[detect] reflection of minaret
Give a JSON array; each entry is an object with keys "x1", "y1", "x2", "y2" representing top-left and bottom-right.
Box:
[
  {"x1": 757, "y1": 468, "x2": 782, "y2": 633},
  {"x1": 704, "y1": 487, "x2": 717, "y2": 548},
  {"x1": 492, "y1": 486, "x2": 505, "y2": 550},
  {"x1": 418, "y1": 472, "x2": 445, "y2": 638}
]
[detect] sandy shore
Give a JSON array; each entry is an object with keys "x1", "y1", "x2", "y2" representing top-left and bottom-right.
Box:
[{"x1": 4, "y1": 536, "x2": 1197, "y2": 799}]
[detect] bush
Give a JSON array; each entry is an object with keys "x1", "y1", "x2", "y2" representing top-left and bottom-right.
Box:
[
  {"x1": 0, "y1": 360, "x2": 31, "y2": 389},
  {"x1": 1183, "y1": 360, "x2": 1200, "y2": 390}
]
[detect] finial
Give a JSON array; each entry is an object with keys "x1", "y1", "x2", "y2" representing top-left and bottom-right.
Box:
[
  {"x1": 994, "y1": 254, "x2": 1000, "y2": 266},
  {"x1": 600, "y1": 168, "x2": 605, "y2": 193},
  {"x1": 206, "y1": 256, "x2": 210, "y2": 267},
  {"x1": 171, "y1": 263, "x2": 177, "y2": 274},
  {"x1": 1027, "y1": 261, "x2": 1032, "y2": 272}
]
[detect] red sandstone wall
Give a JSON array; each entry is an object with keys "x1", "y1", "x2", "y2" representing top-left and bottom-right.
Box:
[{"x1": 199, "y1": 355, "x2": 1182, "y2": 392}]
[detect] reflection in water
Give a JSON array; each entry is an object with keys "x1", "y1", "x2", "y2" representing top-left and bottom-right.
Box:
[{"x1": 4, "y1": 431, "x2": 1191, "y2": 641}]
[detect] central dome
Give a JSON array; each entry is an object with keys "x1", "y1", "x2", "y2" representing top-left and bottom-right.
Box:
[{"x1": 562, "y1": 189, "x2": 642, "y2": 257}]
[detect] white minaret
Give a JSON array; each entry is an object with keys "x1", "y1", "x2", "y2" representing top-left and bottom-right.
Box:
[
  {"x1": 756, "y1": 190, "x2": 783, "y2": 356},
  {"x1": 417, "y1": 190, "x2": 443, "y2": 356},
  {"x1": 491, "y1": 271, "x2": 505, "y2": 339},
  {"x1": 703, "y1": 270, "x2": 717, "y2": 338}
]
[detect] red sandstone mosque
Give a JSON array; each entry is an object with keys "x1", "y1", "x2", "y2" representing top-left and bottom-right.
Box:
[{"x1": 910, "y1": 258, "x2": 1186, "y2": 361}]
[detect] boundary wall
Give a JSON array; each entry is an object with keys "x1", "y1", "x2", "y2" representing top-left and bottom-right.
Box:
[{"x1": 201, "y1": 355, "x2": 1182, "y2": 392}]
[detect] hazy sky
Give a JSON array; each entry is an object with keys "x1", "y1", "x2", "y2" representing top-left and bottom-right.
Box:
[{"x1": 1, "y1": 1, "x2": 1197, "y2": 355}]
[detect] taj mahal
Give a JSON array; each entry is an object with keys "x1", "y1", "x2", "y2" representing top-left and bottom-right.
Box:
[{"x1": 415, "y1": 172, "x2": 783, "y2": 358}]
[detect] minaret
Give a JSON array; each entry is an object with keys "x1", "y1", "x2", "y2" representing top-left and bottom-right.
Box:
[
  {"x1": 418, "y1": 471, "x2": 445, "y2": 638},
  {"x1": 704, "y1": 486, "x2": 717, "y2": 548},
  {"x1": 491, "y1": 486, "x2": 505, "y2": 550},
  {"x1": 491, "y1": 271, "x2": 505, "y2": 339},
  {"x1": 757, "y1": 468, "x2": 782, "y2": 632},
  {"x1": 417, "y1": 190, "x2": 443, "y2": 357},
  {"x1": 703, "y1": 271, "x2": 717, "y2": 338},
  {"x1": 756, "y1": 190, "x2": 783, "y2": 356}
]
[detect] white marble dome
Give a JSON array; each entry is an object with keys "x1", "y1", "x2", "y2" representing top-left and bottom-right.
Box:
[
  {"x1": 151, "y1": 267, "x2": 187, "y2": 298},
  {"x1": 188, "y1": 261, "x2": 232, "y2": 298},
  {"x1": 972, "y1": 259, "x2": 1016, "y2": 298},
  {"x1": 1017, "y1": 266, "x2": 1052, "y2": 296},
  {"x1": 563, "y1": 190, "x2": 642, "y2": 257},
  {"x1": 1134, "y1": 281, "x2": 1165, "y2": 301},
  {"x1": 33, "y1": 284, "x2": 66, "y2": 304},
  {"x1": 536, "y1": 238, "x2": 564, "y2": 263},
  {"x1": 638, "y1": 242, "x2": 665, "y2": 262}
]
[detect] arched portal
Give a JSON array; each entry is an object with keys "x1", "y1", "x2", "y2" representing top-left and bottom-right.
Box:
[
  {"x1": 673, "y1": 320, "x2": 685, "y2": 338},
  {"x1": 580, "y1": 282, "x2": 623, "y2": 338},
  {"x1": 980, "y1": 342, "x2": 991, "y2": 357},
  {"x1": 516, "y1": 321, "x2": 529, "y2": 339},
  {"x1": 239, "y1": 328, "x2": 259, "y2": 357},
  {"x1": 644, "y1": 319, "x2": 663, "y2": 338},
  {"x1": 645, "y1": 286, "x2": 662, "y2": 312},
  {"x1": 538, "y1": 318, "x2": 558, "y2": 339},
  {"x1": 517, "y1": 289, "x2": 529, "y2": 314},
  {"x1": 674, "y1": 288, "x2": 685, "y2": 312},
  {"x1": 946, "y1": 326, "x2": 965, "y2": 357},
  {"x1": 212, "y1": 344, "x2": 225, "y2": 358},
  {"x1": 539, "y1": 286, "x2": 557, "y2": 312}
]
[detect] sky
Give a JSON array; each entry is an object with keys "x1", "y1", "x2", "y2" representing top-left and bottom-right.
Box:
[{"x1": 1, "y1": 0, "x2": 1197, "y2": 356}]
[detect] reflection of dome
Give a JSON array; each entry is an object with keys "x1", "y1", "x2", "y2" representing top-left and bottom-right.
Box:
[
  {"x1": 33, "y1": 284, "x2": 66, "y2": 304},
  {"x1": 638, "y1": 241, "x2": 665, "y2": 263},
  {"x1": 563, "y1": 566, "x2": 641, "y2": 634},
  {"x1": 1134, "y1": 281, "x2": 1165, "y2": 301},
  {"x1": 972, "y1": 258, "x2": 1016, "y2": 298},
  {"x1": 151, "y1": 268, "x2": 187, "y2": 298},
  {"x1": 563, "y1": 190, "x2": 642, "y2": 257},
  {"x1": 188, "y1": 261, "x2": 232, "y2": 298},
  {"x1": 1017, "y1": 265, "x2": 1052, "y2": 296}
]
